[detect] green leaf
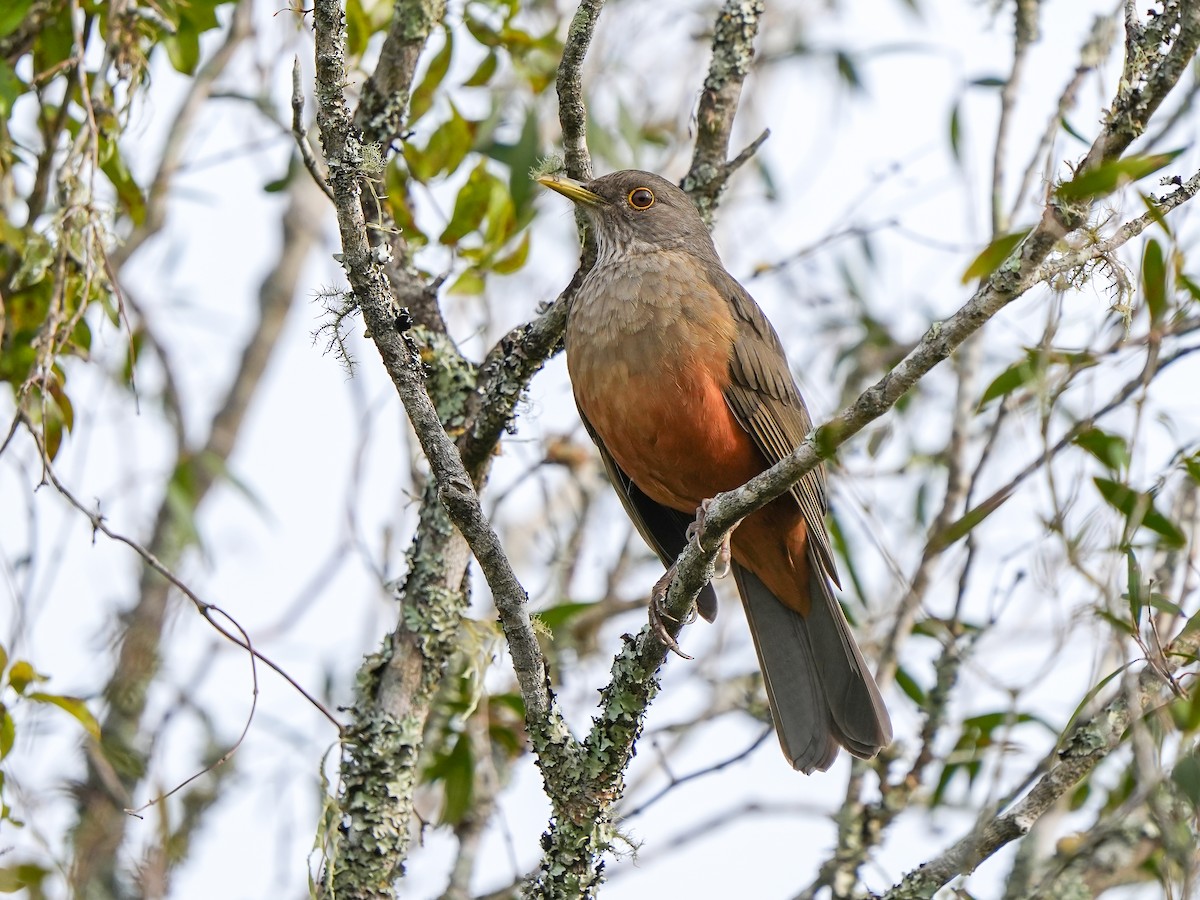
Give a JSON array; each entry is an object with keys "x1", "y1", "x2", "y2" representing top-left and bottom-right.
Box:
[
  {"x1": 447, "y1": 268, "x2": 485, "y2": 295},
  {"x1": 343, "y1": 0, "x2": 370, "y2": 58},
  {"x1": 0, "y1": 0, "x2": 32, "y2": 38},
  {"x1": 0, "y1": 705, "x2": 13, "y2": 759},
  {"x1": 894, "y1": 666, "x2": 926, "y2": 706},
  {"x1": 164, "y1": 27, "x2": 201, "y2": 75},
  {"x1": 977, "y1": 354, "x2": 1038, "y2": 407},
  {"x1": 463, "y1": 51, "x2": 498, "y2": 87},
  {"x1": 834, "y1": 51, "x2": 863, "y2": 91},
  {"x1": 406, "y1": 104, "x2": 475, "y2": 182},
  {"x1": 968, "y1": 76, "x2": 1006, "y2": 88},
  {"x1": 1179, "y1": 274, "x2": 1200, "y2": 304},
  {"x1": 27, "y1": 693, "x2": 100, "y2": 739},
  {"x1": 1059, "y1": 116, "x2": 1089, "y2": 144},
  {"x1": 948, "y1": 102, "x2": 962, "y2": 164},
  {"x1": 532, "y1": 601, "x2": 594, "y2": 636},
  {"x1": 7, "y1": 661, "x2": 44, "y2": 695},
  {"x1": 1139, "y1": 191, "x2": 1172, "y2": 237},
  {"x1": 1183, "y1": 452, "x2": 1200, "y2": 486},
  {"x1": 1094, "y1": 477, "x2": 1187, "y2": 548},
  {"x1": 961, "y1": 229, "x2": 1030, "y2": 284},
  {"x1": 491, "y1": 232, "x2": 531, "y2": 274},
  {"x1": 1172, "y1": 754, "x2": 1200, "y2": 812},
  {"x1": 0, "y1": 60, "x2": 24, "y2": 119},
  {"x1": 1126, "y1": 547, "x2": 1145, "y2": 623},
  {"x1": 408, "y1": 29, "x2": 453, "y2": 124},
  {"x1": 927, "y1": 489, "x2": 1011, "y2": 552},
  {"x1": 1142, "y1": 238, "x2": 1167, "y2": 324},
  {"x1": 424, "y1": 731, "x2": 474, "y2": 825},
  {"x1": 1056, "y1": 150, "x2": 1185, "y2": 202},
  {"x1": 440, "y1": 163, "x2": 495, "y2": 244},
  {"x1": 1073, "y1": 427, "x2": 1129, "y2": 471},
  {"x1": 99, "y1": 138, "x2": 147, "y2": 226}
]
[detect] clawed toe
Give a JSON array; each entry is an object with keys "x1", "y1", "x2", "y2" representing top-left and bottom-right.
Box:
[
  {"x1": 686, "y1": 499, "x2": 732, "y2": 579},
  {"x1": 649, "y1": 566, "x2": 694, "y2": 660}
]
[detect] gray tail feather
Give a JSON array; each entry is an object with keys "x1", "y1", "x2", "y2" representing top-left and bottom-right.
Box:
[{"x1": 733, "y1": 562, "x2": 892, "y2": 773}]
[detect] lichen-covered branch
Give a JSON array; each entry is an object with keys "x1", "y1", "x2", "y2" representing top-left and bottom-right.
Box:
[
  {"x1": 354, "y1": 0, "x2": 450, "y2": 334},
  {"x1": 683, "y1": 0, "x2": 765, "y2": 223},
  {"x1": 882, "y1": 625, "x2": 1200, "y2": 899},
  {"x1": 312, "y1": 2, "x2": 569, "y2": 892},
  {"x1": 555, "y1": 0, "x2": 603, "y2": 182}
]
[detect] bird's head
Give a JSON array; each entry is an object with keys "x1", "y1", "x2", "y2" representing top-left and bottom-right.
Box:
[{"x1": 537, "y1": 169, "x2": 718, "y2": 265}]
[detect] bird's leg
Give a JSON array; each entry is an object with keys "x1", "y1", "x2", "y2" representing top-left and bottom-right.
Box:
[
  {"x1": 648, "y1": 499, "x2": 736, "y2": 659},
  {"x1": 686, "y1": 499, "x2": 732, "y2": 578},
  {"x1": 649, "y1": 564, "x2": 695, "y2": 660}
]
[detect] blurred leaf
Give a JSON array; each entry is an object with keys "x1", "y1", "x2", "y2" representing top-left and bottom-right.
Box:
[
  {"x1": 165, "y1": 26, "x2": 201, "y2": 74},
  {"x1": 948, "y1": 101, "x2": 962, "y2": 163},
  {"x1": 1073, "y1": 427, "x2": 1129, "y2": 471},
  {"x1": 0, "y1": 0, "x2": 32, "y2": 38},
  {"x1": 1179, "y1": 274, "x2": 1200, "y2": 303},
  {"x1": 343, "y1": 0, "x2": 370, "y2": 58},
  {"x1": 1094, "y1": 477, "x2": 1187, "y2": 548},
  {"x1": 7, "y1": 661, "x2": 44, "y2": 695},
  {"x1": 1056, "y1": 150, "x2": 1184, "y2": 202},
  {"x1": 961, "y1": 229, "x2": 1029, "y2": 284},
  {"x1": 1142, "y1": 238, "x2": 1167, "y2": 324},
  {"x1": 485, "y1": 107, "x2": 541, "y2": 215},
  {"x1": 0, "y1": 60, "x2": 24, "y2": 118},
  {"x1": 1060, "y1": 116, "x2": 1089, "y2": 144},
  {"x1": 894, "y1": 666, "x2": 926, "y2": 706},
  {"x1": 0, "y1": 705, "x2": 12, "y2": 759},
  {"x1": 0, "y1": 863, "x2": 49, "y2": 892},
  {"x1": 1172, "y1": 754, "x2": 1200, "y2": 812},
  {"x1": 409, "y1": 29, "x2": 453, "y2": 124},
  {"x1": 491, "y1": 232, "x2": 530, "y2": 274},
  {"x1": 440, "y1": 162, "x2": 494, "y2": 244},
  {"x1": 1139, "y1": 191, "x2": 1172, "y2": 237},
  {"x1": 99, "y1": 138, "x2": 147, "y2": 226},
  {"x1": 927, "y1": 489, "x2": 1010, "y2": 552},
  {"x1": 425, "y1": 731, "x2": 474, "y2": 825},
  {"x1": 533, "y1": 601, "x2": 594, "y2": 636},
  {"x1": 977, "y1": 354, "x2": 1037, "y2": 407},
  {"x1": 968, "y1": 76, "x2": 1006, "y2": 88},
  {"x1": 834, "y1": 51, "x2": 863, "y2": 91},
  {"x1": 447, "y1": 268, "x2": 485, "y2": 295},
  {"x1": 1126, "y1": 547, "x2": 1145, "y2": 622},
  {"x1": 27, "y1": 692, "x2": 100, "y2": 739},
  {"x1": 464, "y1": 51, "x2": 498, "y2": 87},
  {"x1": 406, "y1": 104, "x2": 476, "y2": 182}
]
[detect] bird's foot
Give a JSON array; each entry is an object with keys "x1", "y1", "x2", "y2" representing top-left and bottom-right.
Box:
[
  {"x1": 649, "y1": 564, "x2": 695, "y2": 660},
  {"x1": 685, "y1": 499, "x2": 732, "y2": 579}
]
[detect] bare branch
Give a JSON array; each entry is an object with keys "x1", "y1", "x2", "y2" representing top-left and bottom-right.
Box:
[
  {"x1": 683, "y1": 0, "x2": 765, "y2": 223},
  {"x1": 882, "y1": 625, "x2": 1200, "y2": 898}
]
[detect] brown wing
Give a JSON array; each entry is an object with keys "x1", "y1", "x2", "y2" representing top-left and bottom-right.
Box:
[
  {"x1": 702, "y1": 262, "x2": 841, "y2": 588},
  {"x1": 578, "y1": 411, "x2": 720, "y2": 622}
]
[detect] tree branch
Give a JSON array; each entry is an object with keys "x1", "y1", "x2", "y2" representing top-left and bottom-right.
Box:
[
  {"x1": 683, "y1": 0, "x2": 765, "y2": 224},
  {"x1": 882, "y1": 625, "x2": 1200, "y2": 898}
]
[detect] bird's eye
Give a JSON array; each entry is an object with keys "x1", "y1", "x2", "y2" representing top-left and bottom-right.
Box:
[{"x1": 628, "y1": 188, "x2": 655, "y2": 210}]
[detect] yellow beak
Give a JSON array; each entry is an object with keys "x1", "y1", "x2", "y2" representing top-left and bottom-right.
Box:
[{"x1": 537, "y1": 174, "x2": 604, "y2": 207}]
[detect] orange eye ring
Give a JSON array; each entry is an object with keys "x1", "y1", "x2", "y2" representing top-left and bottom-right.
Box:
[{"x1": 628, "y1": 187, "x2": 655, "y2": 210}]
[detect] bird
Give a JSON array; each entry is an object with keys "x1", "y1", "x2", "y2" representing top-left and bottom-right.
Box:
[{"x1": 538, "y1": 169, "x2": 892, "y2": 772}]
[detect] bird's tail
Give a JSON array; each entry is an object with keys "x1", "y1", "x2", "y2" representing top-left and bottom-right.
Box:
[{"x1": 733, "y1": 562, "x2": 892, "y2": 773}]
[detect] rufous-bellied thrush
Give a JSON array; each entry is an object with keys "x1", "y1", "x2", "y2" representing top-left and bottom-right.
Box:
[{"x1": 539, "y1": 170, "x2": 892, "y2": 772}]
